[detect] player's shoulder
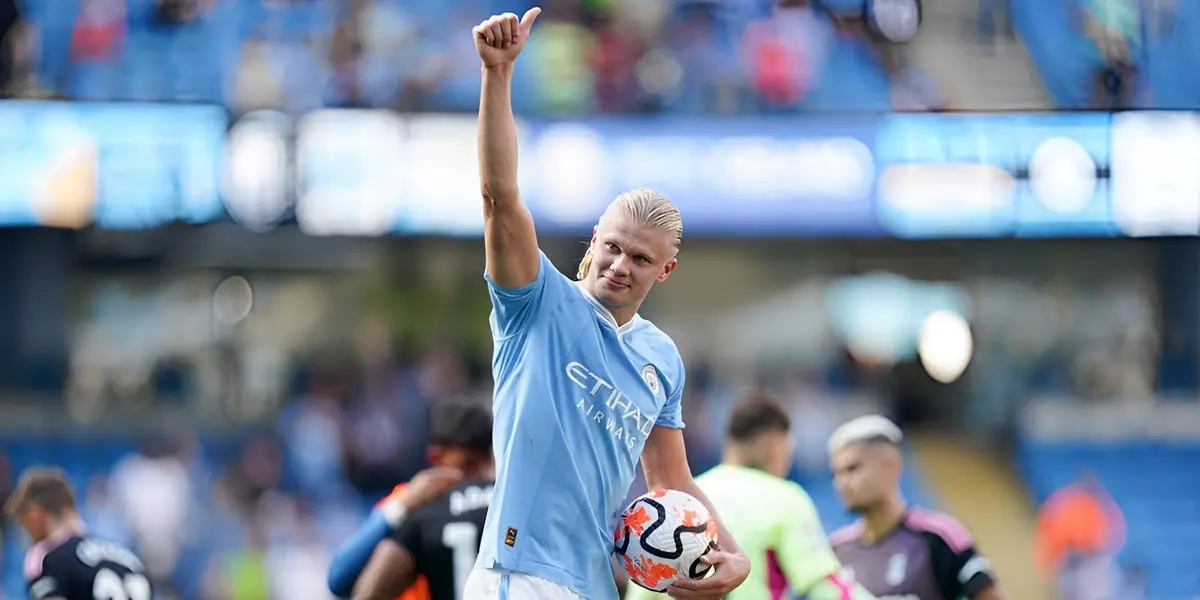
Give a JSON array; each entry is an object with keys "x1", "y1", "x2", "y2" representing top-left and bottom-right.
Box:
[
  {"x1": 903, "y1": 506, "x2": 975, "y2": 553},
  {"x1": 533, "y1": 249, "x2": 583, "y2": 293},
  {"x1": 24, "y1": 532, "x2": 78, "y2": 581},
  {"x1": 828, "y1": 520, "x2": 867, "y2": 548},
  {"x1": 73, "y1": 536, "x2": 146, "y2": 573},
  {"x1": 628, "y1": 318, "x2": 684, "y2": 373},
  {"x1": 630, "y1": 316, "x2": 679, "y2": 351}
]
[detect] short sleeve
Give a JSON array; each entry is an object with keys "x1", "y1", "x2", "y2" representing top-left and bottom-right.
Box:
[
  {"x1": 927, "y1": 534, "x2": 996, "y2": 599},
  {"x1": 778, "y1": 484, "x2": 843, "y2": 593},
  {"x1": 654, "y1": 361, "x2": 685, "y2": 429},
  {"x1": 27, "y1": 575, "x2": 62, "y2": 600},
  {"x1": 25, "y1": 553, "x2": 63, "y2": 600},
  {"x1": 485, "y1": 250, "x2": 572, "y2": 339}
]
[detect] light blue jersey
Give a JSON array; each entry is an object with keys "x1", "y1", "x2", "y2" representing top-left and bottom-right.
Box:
[{"x1": 477, "y1": 251, "x2": 686, "y2": 600}]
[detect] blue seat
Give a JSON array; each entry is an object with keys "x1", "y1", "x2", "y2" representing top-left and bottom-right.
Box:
[{"x1": 1019, "y1": 438, "x2": 1200, "y2": 597}]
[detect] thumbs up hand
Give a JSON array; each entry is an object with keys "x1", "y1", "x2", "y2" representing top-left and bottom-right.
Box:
[{"x1": 473, "y1": 8, "x2": 542, "y2": 68}]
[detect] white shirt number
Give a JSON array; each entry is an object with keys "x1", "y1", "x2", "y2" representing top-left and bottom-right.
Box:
[
  {"x1": 92, "y1": 568, "x2": 151, "y2": 600},
  {"x1": 441, "y1": 522, "x2": 480, "y2": 599}
]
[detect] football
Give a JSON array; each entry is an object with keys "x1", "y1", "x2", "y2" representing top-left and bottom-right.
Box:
[{"x1": 613, "y1": 489, "x2": 718, "y2": 592}]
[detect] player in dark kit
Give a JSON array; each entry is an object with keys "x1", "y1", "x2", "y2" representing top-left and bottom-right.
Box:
[
  {"x1": 6, "y1": 467, "x2": 152, "y2": 600},
  {"x1": 827, "y1": 416, "x2": 1008, "y2": 600},
  {"x1": 351, "y1": 401, "x2": 495, "y2": 600}
]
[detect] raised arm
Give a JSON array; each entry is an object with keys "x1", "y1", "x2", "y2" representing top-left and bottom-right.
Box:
[{"x1": 475, "y1": 8, "x2": 542, "y2": 289}]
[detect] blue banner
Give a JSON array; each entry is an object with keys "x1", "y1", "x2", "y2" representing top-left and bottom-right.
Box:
[
  {"x1": 874, "y1": 112, "x2": 1117, "y2": 238},
  {"x1": 0, "y1": 102, "x2": 226, "y2": 230},
  {"x1": 3, "y1": 103, "x2": 1200, "y2": 238},
  {"x1": 515, "y1": 116, "x2": 882, "y2": 236}
]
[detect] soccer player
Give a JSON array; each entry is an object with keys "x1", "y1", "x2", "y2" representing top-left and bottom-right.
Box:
[
  {"x1": 827, "y1": 416, "x2": 1008, "y2": 600},
  {"x1": 6, "y1": 467, "x2": 152, "y2": 600},
  {"x1": 468, "y1": 7, "x2": 750, "y2": 600},
  {"x1": 351, "y1": 402, "x2": 495, "y2": 600},
  {"x1": 327, "y1": 402, "x2": 495, "y2": 599},
  {"x1": 624, "y1": 391, "x2": 876, "y2": 600}
]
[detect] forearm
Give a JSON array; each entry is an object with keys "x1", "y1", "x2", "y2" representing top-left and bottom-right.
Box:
[
  {"x1": 478, "y1": 63, "x2": 521, "y2": 205},
  {"x1": 327, "y1": 511, "x2": 391, "y2": 597},
  {"x1": 804, "y1": 573, "x2": 878, "y2": 600}
]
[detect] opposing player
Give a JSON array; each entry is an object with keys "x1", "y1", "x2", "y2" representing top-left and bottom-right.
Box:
[
  {"x1": 624, "y1": 391, "x2": 877, "y2": 600},
  {"x1": 469, "y1": 7, "x2": 750, "y2": 600},
  {"x1": 327, "y1": 402, "x2": 494, "y2": 599},
  {"x1": 828, "y1": 416, "x2": 1008, "y2": 600},
  {"x1": 6, "y1": 467, "x2": 152, "y2": 600},
  {"x1": 351, "y1": 402, "x2": 495, "y2": 600}
]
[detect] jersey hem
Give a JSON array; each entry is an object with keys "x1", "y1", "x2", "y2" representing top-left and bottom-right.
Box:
[{"x1": 485, "y1": 558, "x2": 611, "y2": 600}]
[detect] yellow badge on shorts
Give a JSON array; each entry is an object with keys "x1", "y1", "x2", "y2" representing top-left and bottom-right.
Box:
[{"x1": 641, "y1": 365, "x2": 660, "y2": 395}]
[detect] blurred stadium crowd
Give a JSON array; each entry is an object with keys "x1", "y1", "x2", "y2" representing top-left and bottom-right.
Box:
[
  {"x1": 0, "y1": 0, "x2": 1189, "y2": 112},
  {"x1": 0, "y1": 0, "x2": 1196, "y2": 600}
]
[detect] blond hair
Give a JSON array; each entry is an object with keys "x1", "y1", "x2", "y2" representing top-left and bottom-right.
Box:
[{"x1": 577, "y1": 188, "x2": 683, "y2": 280}]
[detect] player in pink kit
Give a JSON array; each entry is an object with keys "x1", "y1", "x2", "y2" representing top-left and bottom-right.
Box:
[{"x1": 827, "y1": 416, "x2": 1008, "y2": 600}]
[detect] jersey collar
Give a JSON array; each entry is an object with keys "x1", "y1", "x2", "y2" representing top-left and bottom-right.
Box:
[{"x1": 574, "y1": 281, "x2": 642, "y2": 336}]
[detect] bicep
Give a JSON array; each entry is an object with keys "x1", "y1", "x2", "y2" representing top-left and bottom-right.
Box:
[
  {"x1": 484, "y1": 199, "x2": 541, "y2": 289},
  {"x1": 640, "y1": 426, "x2": 691, "y2": 491},
  {"x1": 351, "y1": 540, "x2": 418, "y2": 600}
]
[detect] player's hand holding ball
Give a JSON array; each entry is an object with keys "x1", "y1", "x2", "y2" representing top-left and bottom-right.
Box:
[
  {"x1": 667, "y1": 546, "x2": 751, "y2": 599},
  {"x1": 473, "y1": 7, "x2": 542, "y2": 68},
  {"x1": 615, "y1": 490, "x2": 749, "y2": 598}
]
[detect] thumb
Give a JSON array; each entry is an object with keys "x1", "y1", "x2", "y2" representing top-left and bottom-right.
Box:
[{"x1": 520, "y1": 7, "x2": 542, "y2": 31}]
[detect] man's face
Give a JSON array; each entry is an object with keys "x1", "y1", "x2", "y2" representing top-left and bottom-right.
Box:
[
  {"x1": 17, "y1": 506, "x2": 50, "y2": 542},
  {"x1": 830, "y1": 443, "x2": 893, "y2": 513},
  {"x1": 585, "y1": 213, "x2": 677, "y2": 310}
]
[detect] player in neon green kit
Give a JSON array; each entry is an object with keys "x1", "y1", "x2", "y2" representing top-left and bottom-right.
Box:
[{"x1": 625, "y1": 391, "x2": 875, "y2": 600}]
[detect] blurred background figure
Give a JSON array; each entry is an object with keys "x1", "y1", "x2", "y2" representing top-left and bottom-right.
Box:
[{"x1": 1035, "y1": 472, "x2": 1127, "y2": 600}]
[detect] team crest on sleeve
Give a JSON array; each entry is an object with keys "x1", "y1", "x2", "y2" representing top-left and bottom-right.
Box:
[{"x1": 641, "y1": 365, "x2": 660, "y2": 395}]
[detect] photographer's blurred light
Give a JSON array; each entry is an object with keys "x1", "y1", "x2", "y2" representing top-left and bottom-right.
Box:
[
  {"x1": 213, "y1": 276, "x2": 254, "y2": 326},
  {"x1": 918, "y1": 310, "x2": 973, "y2": 384}
]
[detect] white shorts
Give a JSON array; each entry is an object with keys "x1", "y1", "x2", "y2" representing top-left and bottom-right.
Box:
[{"x1": 463, "y1": 569, "x2": 584, "y2": 600}]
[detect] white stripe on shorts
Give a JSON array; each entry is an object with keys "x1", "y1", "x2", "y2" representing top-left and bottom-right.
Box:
[{"x1": 463, "y1": 569, "x2": 584, "y2": 600}]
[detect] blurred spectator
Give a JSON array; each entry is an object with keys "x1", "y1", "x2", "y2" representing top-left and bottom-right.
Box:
[
  {"x1": 785, "y1": 373, "x2": 839, "y2": 474},
  {"x1": 262, "y1": 497, "x2": 331, "y2": 600},
  {"x1": 588, "y1": 7, "x2": 647, "y2": 112},
  {"x1": 0, "y1": 0, "x2": 19, "y2": 93},
  {"x1": 977, "y1": 0, "x2": 1014, "y2": 44},
  {"x1": 525, "y1": 0, "x2": 597, "y2": 114},
  {"x1": 79, "y1": 475, "x2": 132, "y2": 548},
  {"x1": 109, "y1": 438, "x2": 194, "y2": 594},
  {"x1": 276, "y1": 365, "x2": 352, "y2": 500},
  {"x1": 741, "y1": 0, "x2": 826, "y2": 111},
  {"x1": 1035, "y1": 472, "x2": 1127, "y2": 600},
  {"x1": 1076, "y1": 0, "x2": 1145, "y2": 108}
]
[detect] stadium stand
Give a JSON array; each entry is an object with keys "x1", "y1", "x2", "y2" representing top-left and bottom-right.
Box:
[{"x1": 1018, "y1": 401, "x2": 1200, "y2": 599}]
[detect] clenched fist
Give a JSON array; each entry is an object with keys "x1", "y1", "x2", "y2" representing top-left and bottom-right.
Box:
[{"x1": 473, "y1": 7, "x2": 542, "y2": 68}]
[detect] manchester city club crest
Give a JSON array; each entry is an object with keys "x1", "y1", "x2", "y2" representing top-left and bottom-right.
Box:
[{"x1": 641, "y1": 365, "x2": 660, "y2": 395}]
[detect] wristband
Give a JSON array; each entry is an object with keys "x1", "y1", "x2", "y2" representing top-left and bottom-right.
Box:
[{"x1": 381, "y1": 500, "x2": 408, "y2": 530}]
